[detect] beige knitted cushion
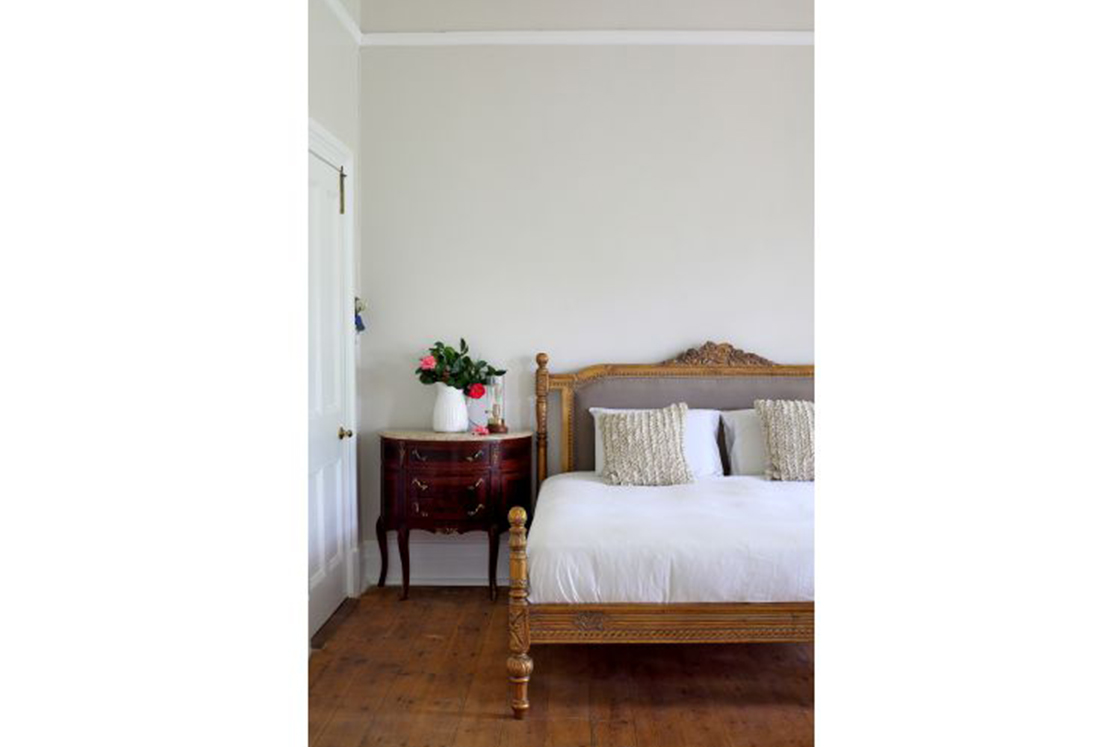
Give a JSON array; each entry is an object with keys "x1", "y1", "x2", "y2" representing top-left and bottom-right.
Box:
[
  {"x1": 599, "y1": 403, "x2": 693, "y2": 486},
  {"x1": 755, "y1": 399, "x2": 815, "y2": 481}
]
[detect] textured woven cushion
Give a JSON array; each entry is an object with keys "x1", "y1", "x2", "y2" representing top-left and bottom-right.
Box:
[
  {"x1": 755, "y1": 400, "x2": 814, "y2": 481},
  {"x1": 591, "y1": 407, "x2": 723, "y2": 478},
  {"x1": 599, "y1": 403, "x2": 693, "y2": 486}
]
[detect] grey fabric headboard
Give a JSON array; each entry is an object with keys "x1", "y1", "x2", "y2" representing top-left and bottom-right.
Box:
[
  {"x1": 533, "y1": 343, "x2": 814, "y2": 483},
  {"x1": 571, "y1": 375, "x2": 814, "y2": 472}
]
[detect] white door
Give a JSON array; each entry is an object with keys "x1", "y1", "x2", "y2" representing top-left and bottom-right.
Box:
[{"x1": 309, "y1": 143, "x2": 356, "y2": 637}]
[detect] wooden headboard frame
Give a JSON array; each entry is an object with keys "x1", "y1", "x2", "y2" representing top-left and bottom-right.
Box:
[{"x1": 534, "y1": 341, "x2": 815, "y2": 486}]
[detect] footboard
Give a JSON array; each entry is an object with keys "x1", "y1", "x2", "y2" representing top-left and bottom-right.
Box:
[
  {"x1": 505, "y1": 508, "x2": 813, "y2": 717},
  {"x1": 528, "y1": 602, "x2": 813, "y2": 644}
]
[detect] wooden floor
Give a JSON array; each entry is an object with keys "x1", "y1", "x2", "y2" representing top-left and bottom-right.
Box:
[{"x1": 310, "y1": 587, "x2": 814, "y2": 747}]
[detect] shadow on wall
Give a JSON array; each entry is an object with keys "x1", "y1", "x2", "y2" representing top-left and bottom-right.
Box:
[{"x1": 505, "y1": 353, "x2": 538, "y2": 433}]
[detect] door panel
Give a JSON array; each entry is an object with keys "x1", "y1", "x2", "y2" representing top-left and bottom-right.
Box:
[{"x1": 309, "y1": 151, "x2": 352, "y2": 637}]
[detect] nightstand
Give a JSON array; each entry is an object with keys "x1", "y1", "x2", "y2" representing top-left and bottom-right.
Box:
[{"x1": 376, "y1": 430, "x2": 532, "y2": 600}]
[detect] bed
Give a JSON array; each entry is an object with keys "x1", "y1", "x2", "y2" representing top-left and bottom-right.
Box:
[{"x1": 506, "y1": 342, "x2": 814, "y2": 718}]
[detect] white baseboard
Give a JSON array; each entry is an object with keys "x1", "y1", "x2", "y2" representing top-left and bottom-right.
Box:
[{"x1": 361, "y1": 533, "x2": 511, "y2": 589}]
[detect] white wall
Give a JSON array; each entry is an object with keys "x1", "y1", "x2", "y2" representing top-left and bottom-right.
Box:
[
  {"x1": 356, "y1": 43, "x2": 812, "y2": 585},
  {"x1": 341, "y1": 0, "x2": 361, "y2": 28},
  {"x1": 309, "y1": 0, "x2": 359, "y2": 150}
]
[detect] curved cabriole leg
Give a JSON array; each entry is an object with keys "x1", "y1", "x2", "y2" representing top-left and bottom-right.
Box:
[
  {"x1": 488, "y1": 524, "x2": 499, "y2": 602},
  {"x1": 397, "y1": 525, "x2": 410, "y2": 600},
  {"x1": 507, "y1": 507, "x2": 532, "y2": 719},
  {"x1": 375, "y1": 516, "x2": 388, "y2": 587}
]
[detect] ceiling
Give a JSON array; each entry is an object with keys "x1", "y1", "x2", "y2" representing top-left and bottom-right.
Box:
[{"x1": 357, "y1": 0, "x2": 813, "y2": 33}]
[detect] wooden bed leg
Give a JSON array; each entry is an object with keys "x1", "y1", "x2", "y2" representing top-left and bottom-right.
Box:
[{"x1": 507, "y1": 506, "x2": 532, "y2": 719}]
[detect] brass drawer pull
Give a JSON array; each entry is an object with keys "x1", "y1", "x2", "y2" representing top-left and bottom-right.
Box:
[
  {"x1": 412, "y1": 478, "x2": 429, "y2": 491},
  {"x1": 412, "y1": 501, "x2": 428, "y2": 518},
  {"x1": 411, "y1": 449, "x2": 428, "y2": 462},
  {"x1": 466, "y1": 503, "x2": 486, "y2": 517},
  {"x1": 467, "y1": 478, "x2": 484, "y2": 491},
  {"x1": 464, "y1": 449, "x2": 485, "y2": 462}
]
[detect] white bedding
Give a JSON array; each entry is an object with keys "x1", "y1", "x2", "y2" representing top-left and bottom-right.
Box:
[{"x1": 527, "y1": 472, "x2": 813, "y2": 604}]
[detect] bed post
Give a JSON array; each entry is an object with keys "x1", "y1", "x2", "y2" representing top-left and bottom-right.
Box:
[
  {"x1": 507, "y1": 506, "x2": 532, "y2": 719},
  {"x1": 535, "y1": 352, "x2": 549, "y2": 490}
]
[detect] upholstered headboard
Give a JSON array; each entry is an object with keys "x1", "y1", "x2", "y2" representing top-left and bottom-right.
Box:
[{"x1": 535, "y1": 342, "x2": 814, "y2": 481}]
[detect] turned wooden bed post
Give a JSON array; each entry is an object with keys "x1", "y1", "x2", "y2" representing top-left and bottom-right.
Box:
[
  {"x1": 535, "y1": 352, "x2": 549, "y2": 490},
  {"x1": 507, "y1": 352, "x2": 544, "y2": 719},
  {"x1": 507, "y1": 506, "x2": 532, "y2": 718}
]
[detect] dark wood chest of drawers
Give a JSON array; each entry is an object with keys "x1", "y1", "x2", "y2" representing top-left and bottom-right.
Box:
[{"x1": 376, "y1": 431, "x2": 532, "y2": 600}]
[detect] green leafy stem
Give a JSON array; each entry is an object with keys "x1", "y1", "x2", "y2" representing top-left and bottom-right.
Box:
[{"x1": 415, "y1": 339, "x2": 506, "y2": 394}]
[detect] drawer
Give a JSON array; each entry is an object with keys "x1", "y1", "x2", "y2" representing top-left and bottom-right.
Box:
[
  {"x1": 499, "y1": 437, "x2": 530, "y2": 469},
  {"x1": 406, "y1": 442, "x2": 491, "y2": 468},
  {"x1": 407, "y1": 473, "x2": 490, "y2": 521}
]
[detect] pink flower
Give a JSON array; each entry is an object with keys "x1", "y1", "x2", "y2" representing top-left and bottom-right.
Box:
[
  {"x1": 472, "y1": 425, "x2": 490, "y2": 436},
  {"x1": 467, "y1": 383, "x2": 486, "y2": 400},
  {"x1": 419, "y1": 355, "x2": 436, "y2": 370}
]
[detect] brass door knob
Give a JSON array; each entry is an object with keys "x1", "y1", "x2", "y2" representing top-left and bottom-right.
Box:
[{"x1": 338, "y1": 427, "x2": 354, "y2": 440}]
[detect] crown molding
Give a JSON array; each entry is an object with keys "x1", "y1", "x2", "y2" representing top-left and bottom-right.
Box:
[
  {"x1": 359, "y1": 30, "x2": 813, "y2": 48},
  {"x1": 321, "y1": 0, "x2": 362, "y2": 45}
]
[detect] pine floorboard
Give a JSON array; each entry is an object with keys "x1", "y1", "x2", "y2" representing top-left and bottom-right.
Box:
[{"x1": 310, "y1": 587, "x2": 813, "y2": 747}]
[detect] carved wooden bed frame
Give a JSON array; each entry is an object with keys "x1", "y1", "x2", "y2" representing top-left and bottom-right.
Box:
[{"x1": 506, "y1": 342, "x2": 815, "y2": 718}]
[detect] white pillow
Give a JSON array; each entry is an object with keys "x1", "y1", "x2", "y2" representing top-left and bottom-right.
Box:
[
  {"x1": 591, "y1": 407, "x2": 723, "y2": 478},
  {"x1": 720, "y1": 409, "x2": 768, "y2": 476}
]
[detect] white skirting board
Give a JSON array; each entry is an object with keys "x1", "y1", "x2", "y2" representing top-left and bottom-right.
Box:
[{"x1": 362, "y1": 533, "x2": 511, "y2": 588}]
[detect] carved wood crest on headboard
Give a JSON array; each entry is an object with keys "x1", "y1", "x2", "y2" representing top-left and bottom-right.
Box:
[{"x1": 662, "y1": 341, "x2": 775, "y2": 367}]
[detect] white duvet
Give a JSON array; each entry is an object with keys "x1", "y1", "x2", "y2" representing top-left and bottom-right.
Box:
[{"x1": 527, "y1": 472, "x2": 814, "y2": 604}]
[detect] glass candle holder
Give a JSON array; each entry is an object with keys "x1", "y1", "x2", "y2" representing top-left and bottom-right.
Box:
[{"x1": 487, "y1": 374, "x2": 507, "y2": 432}]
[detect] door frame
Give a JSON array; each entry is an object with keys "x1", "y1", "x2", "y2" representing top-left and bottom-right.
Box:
[{"x1": 309, "y1": 117, "x2": 360, "y2": 599}]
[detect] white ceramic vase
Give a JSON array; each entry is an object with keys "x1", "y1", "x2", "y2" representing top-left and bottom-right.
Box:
[{"x1": 432, "y1": 382, "x2": 469, "y2": 432}]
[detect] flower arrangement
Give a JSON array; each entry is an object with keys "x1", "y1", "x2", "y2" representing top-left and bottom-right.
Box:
[{"x1": 415, "y1": 339, "x2": 506, "y2": 399}]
